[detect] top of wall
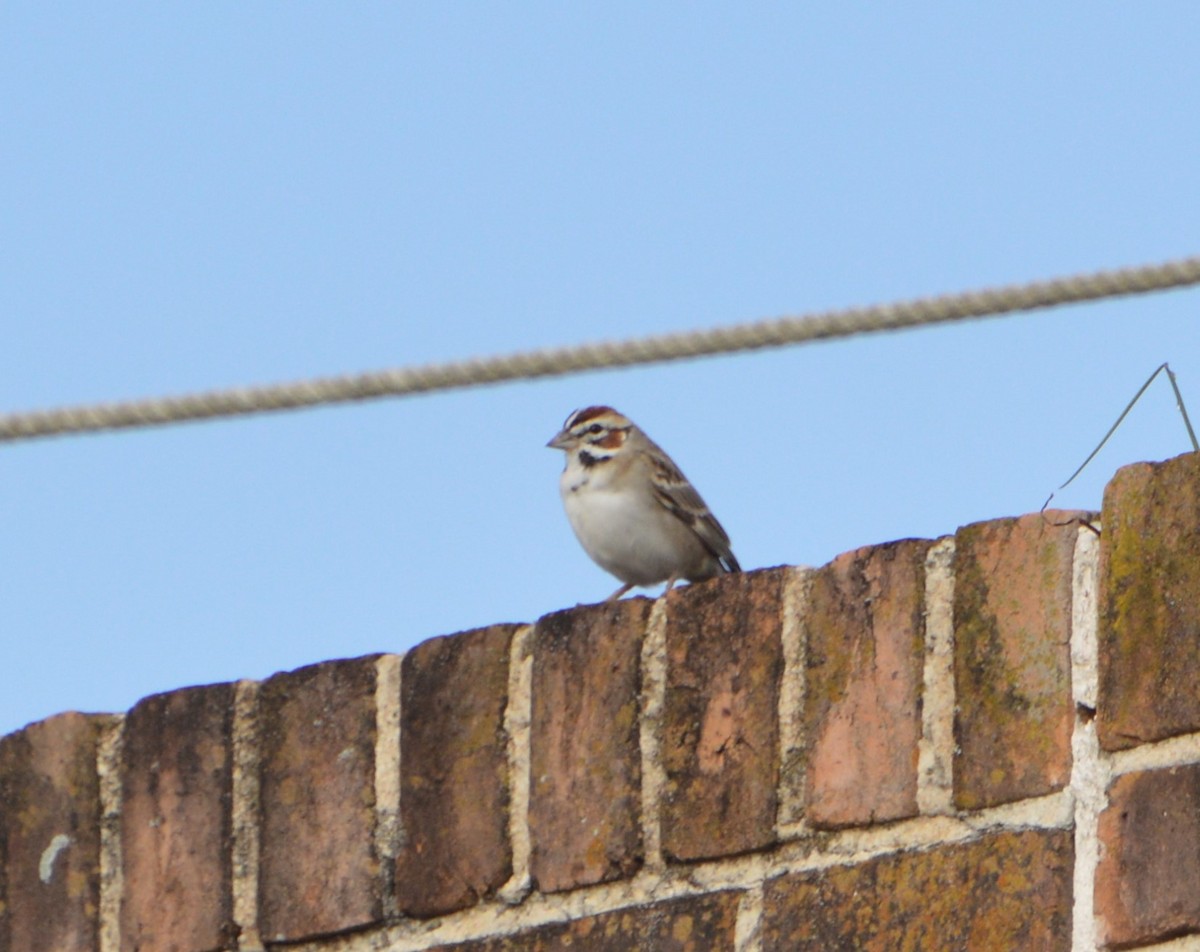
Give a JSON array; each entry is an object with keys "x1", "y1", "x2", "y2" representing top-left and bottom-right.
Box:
[{"x1": 2, "y1": 451, "x2": 1200, "y2": 951}]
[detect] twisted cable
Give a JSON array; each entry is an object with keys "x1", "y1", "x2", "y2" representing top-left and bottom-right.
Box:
[{"x1": 2, "y1": 255, "x2": 1198, "y2": 444}]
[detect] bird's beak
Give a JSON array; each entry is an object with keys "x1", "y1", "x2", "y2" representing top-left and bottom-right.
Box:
[{"x1": 546, "y1": 429, "x2": 572, "y2": 450}]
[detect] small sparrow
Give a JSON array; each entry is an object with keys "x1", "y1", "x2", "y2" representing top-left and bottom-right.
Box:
[{"x1": 547, "y1": 406, "x2": 741, "y2": 601}]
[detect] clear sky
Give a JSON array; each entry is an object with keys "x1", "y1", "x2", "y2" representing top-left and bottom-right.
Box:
[{"x1": 3, "y1": 5, "x2": 1198, "y2": 737}]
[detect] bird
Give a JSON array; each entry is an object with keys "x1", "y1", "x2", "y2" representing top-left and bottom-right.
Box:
[{"x1": 547, "y1": 406, "x2": 741, "y2": 601}]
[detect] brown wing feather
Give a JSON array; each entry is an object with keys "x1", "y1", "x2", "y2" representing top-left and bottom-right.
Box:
[{"x1": 647, "y1": 444, "x2": 740, "y2": 572}]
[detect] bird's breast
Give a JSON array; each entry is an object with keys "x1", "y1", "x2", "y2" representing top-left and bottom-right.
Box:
[{"x1": 559, "y1": 475, "x2": 709, "y2": 586}]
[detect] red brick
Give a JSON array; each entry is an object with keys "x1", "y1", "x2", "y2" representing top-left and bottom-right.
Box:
[
  {"x1": 433, "y1": 891, "x2": 740, "y2": 951},
  {"x1": 258, "y1": 656, "x2": 381, "y2": 942},
  {"x1": 529, "y1": 600, "x2": 649, "y2": 892},
  {"x1": 1098, "y1": 452, "x2": 1200, "y2": 750},
  {"x1": 805, "y1": 540, "x2": 928, "y2": 828},
  {"x1": 120, "y1": 683, "x2": 236, "y2": 952},
  {"x1": 0, "y1": 801, "x2": 5, "y2": 952},
  {"x1": 395, "y1": 626, "x2": 517, "y2": 917},
  {"x1": 0, "y1": 713, "x2": 104, "y2": 952},
  {"x1": 953, "y1": 513, "x2": 1078, "y2": 810},
  {"x1": 661, "y1": 570, "x2": 784, "y2": 862},
  {"x1": 1095, "y1": 764, "x2": 1200, "y2": 947},
  {"x1": 763, "y1": 829, "x2": 1072, "y2": 951}
]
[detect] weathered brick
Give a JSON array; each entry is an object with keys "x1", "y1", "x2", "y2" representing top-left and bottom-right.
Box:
[
  {"x1": 0, "y1": 799, "x2": 6, "y2": 952},
  {"x1": 258, "y1": 656, "x2": 381, "y2": 942},
  {"x1": 395, "y1": 626, "x2": 517, "y2": 917},
  {"x1": 1099, "y1": 452, "x2": 1200, "y2": 750},
  {"x1": 953, "y1": 513, "x2": 1078, "y2": 810},
  {"x1": 763, "y1": 829, "x2": 1073, "y2": 951},
  {"x1": 1095, "y1": 764, "x2": 1200, "y2": 947},
  {"x1": 0, "y1": 713, "x2": 104, "y2": 952},
  {"x1": 434, "y1": 891, "x2": 740, "y2": 951},
  {"x1": 121, "y1": 683, "x2": 236, "y2": 952},
  {"x1": 804, "y1": 540, "x2": 928, "y2": 828},
  {"x1": 529, "y1": 600, "x2": 649, "y2": 892},
  {"x1": 661, "y1": 570, "x2": 784, "y2": 862}
]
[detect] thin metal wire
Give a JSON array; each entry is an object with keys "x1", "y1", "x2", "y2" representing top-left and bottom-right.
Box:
[
  {"x1": 1166, "y1": 364, "x2": 1200, "y2": 453},
  {"x1": 1041, "y1": 362, "x2": 1199, "y2": 519},
  {"x1": 2, "y1": 254, "x2": 1199, "y2": 444},
  {"x1": 1058, "y1": 362, "x2": 1199, "y2": 492}
]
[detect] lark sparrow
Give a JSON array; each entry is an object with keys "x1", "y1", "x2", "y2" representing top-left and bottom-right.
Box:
[{"x1": 548, "y1": 406, "x2": 741, "y2": 601}]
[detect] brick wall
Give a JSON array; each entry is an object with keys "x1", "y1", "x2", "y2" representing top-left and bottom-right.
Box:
[{"x1": 2, "y1": 452, "x2": 1199, "y2": 952}]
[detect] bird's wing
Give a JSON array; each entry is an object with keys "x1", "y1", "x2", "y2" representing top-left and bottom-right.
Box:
[{"x1": 647, "y1": 445, "x2": 740, "y2": 572}]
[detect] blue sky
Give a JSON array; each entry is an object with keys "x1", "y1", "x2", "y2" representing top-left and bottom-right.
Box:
[{"x1": 3, "y1": 5, "x2": 1198, "y2": 737}]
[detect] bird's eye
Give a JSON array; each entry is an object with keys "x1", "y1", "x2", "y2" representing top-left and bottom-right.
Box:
[{"x1": 587, "y1": 424, "x2": 604, "y2": 434}]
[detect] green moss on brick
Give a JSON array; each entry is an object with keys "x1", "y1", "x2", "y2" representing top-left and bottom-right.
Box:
[
  {"x1": 953, "y1": 515, "x2": 1075, "y2": 810},
  {"x1": 803, "y1": 540, "x2": 928, "y2": 827},
  {"x1": 762, "y1": 830, "x2": 1073, "y2": 950},
  {"x1": 1099, "y1": 453, "x2": 1200, "y2": 750}
]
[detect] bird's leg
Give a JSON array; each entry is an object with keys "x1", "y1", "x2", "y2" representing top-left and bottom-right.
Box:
[
  {"x1": 606, "y1": 582, "x2": 635, "y2": 602},
  {"x1": 661, "y1": 574, "x2": 680, "y2": 596}
]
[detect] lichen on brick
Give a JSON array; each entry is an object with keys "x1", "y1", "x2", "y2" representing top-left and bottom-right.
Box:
[
  {"x1": 952, "y1": 514, "x2": 1076, "y2": 810},
  {"x1": 803, "y1": 539, "x2": 928, "y2": 828},
  {"x1": 1099, "y1": 453, "x2": 1200, "y2": 749},
  {"x1": 762, "y1": 830, "x2": 1073, "y2": 950},
  {"x1": 660, "y1": 570, "x2": 784, "y2": 862}
]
